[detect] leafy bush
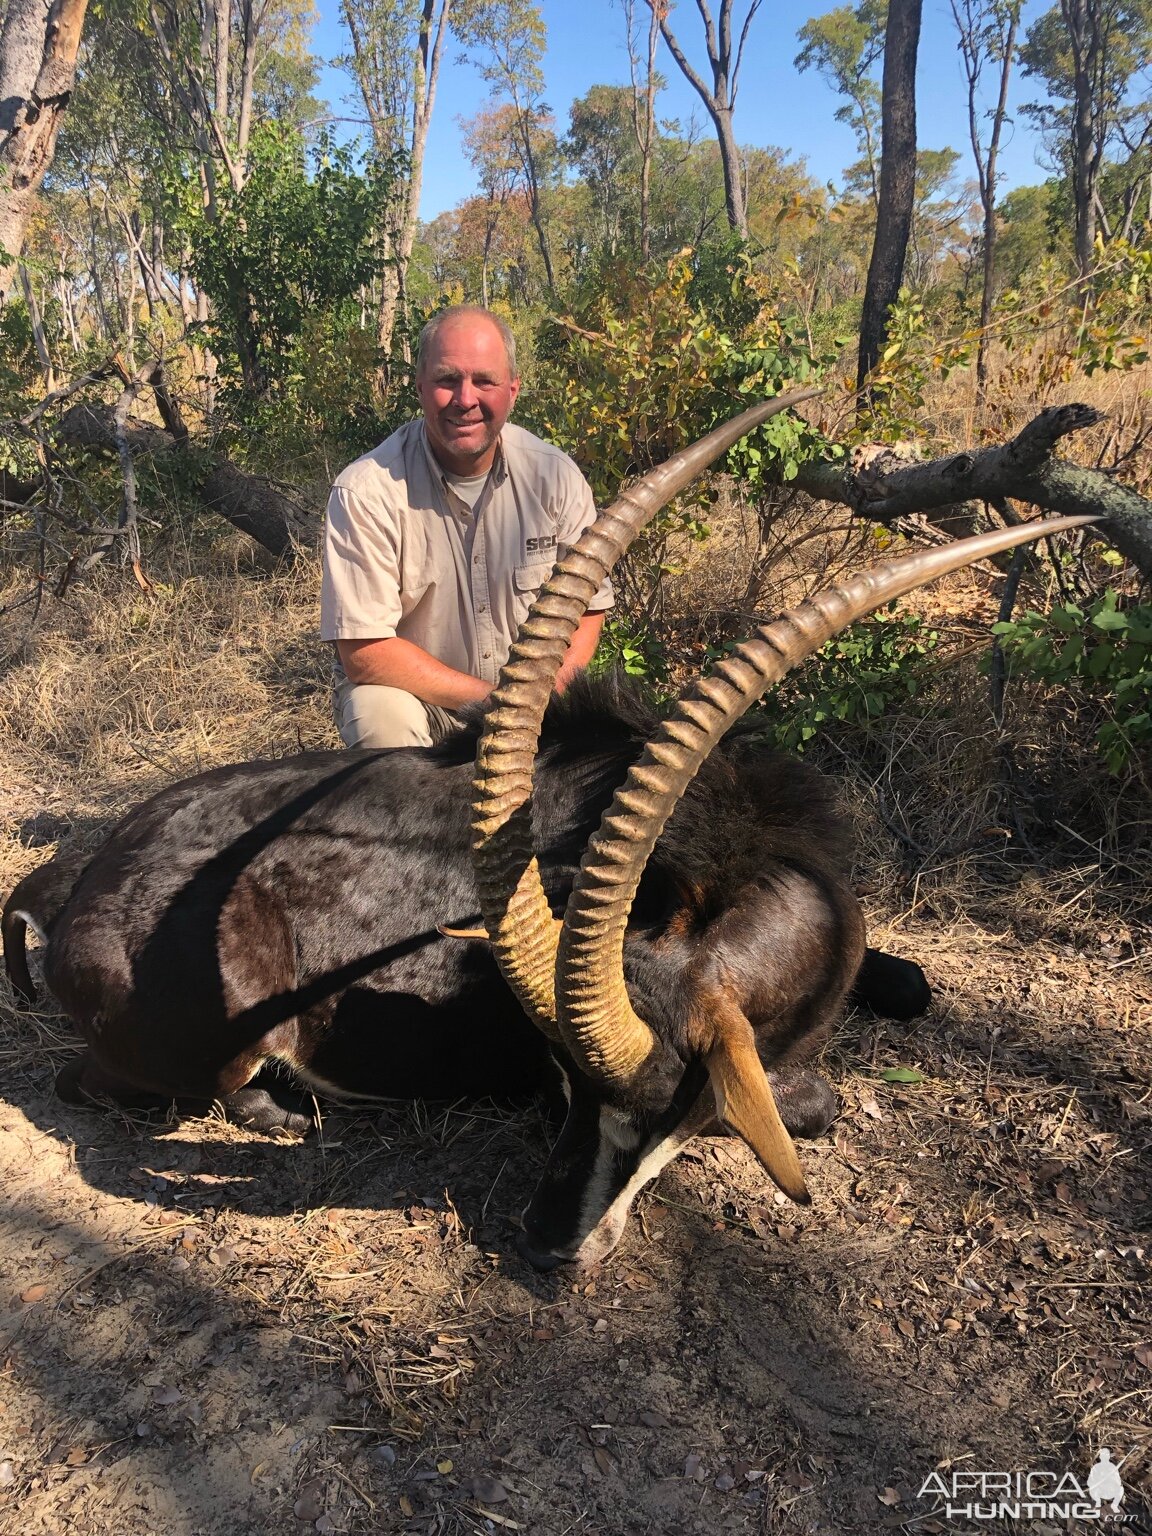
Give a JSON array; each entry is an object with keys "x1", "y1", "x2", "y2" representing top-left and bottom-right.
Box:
[
  {"x1": 992, "y1": 590, "x2": 1152, "y2": 771},
  {"x1": 529, "y1": 245, "x2": 831, "y2": 506},
  {"x1": 182, "y1": 127, "x2": 392, "y2": 409},
  {"x1": 754, "y1": 605, "x2": 940, "y2": 752},
  {"x1": 524, "y1": 243, "x2": 835, "y2": 675},
  {"x1": 587, "y1": 614, "x2": 669, "y2": 683}
]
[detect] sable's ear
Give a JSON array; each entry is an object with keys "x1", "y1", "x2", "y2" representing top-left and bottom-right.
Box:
[
  {"x1": 705, "y1": 1006, "x2": 810, "y2": 1206},
  {"x1": 437, "y1": 923, "x2": 490, "y2": 941}
]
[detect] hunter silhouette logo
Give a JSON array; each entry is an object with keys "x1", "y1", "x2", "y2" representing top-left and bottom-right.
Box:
[
  {"x1": 918, "y1": 1447, "x2": 1132, "y2": 1522},
  {"x1": 1087, "y1": 1450, "x2": 1125, "y2": 1516}
]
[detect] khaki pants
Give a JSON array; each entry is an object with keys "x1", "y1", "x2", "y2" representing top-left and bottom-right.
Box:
[{"x1": 333, "y1": 668, "x2": 465, "y2": 749}]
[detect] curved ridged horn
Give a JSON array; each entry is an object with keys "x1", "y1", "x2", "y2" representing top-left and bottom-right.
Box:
[
  {"x1": 471, "y1": 391, "x2": 821, "y2": 1038},
  {"x1": 555, "y1": 513, "x2": 1101, "y2": 1109}
]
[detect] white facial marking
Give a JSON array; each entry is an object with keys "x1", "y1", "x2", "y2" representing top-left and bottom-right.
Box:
[{"x1": 565, "y1": 1095, "x2": 719, "y2": 1268}]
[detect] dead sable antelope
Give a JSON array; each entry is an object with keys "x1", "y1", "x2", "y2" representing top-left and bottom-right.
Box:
[{"x1": 2, "y1": 397, "x2": 1094, "y2": 1268}]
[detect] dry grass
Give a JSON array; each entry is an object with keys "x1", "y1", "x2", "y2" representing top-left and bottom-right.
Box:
[{"x1": 0, "y1": 528, "x2": 336, "y2": 893}]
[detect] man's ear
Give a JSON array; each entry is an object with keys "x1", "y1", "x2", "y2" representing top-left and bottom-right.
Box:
[{"x1": 508, "y1": 375, "x2": 521, "y2": 409}]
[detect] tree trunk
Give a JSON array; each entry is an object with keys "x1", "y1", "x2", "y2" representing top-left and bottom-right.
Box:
[
  {"x1": 650, "y1": 0, "x2": 757, "y2": 240},
  {"x1": 954, "y1": 0, "x2": 1019, "y2": 407},
  {"x1": 348, "y1": 0, "x2": 452, "y2": 364},
  {"x1": 792, "y1": 403, "x2": 1152, "y2": 579},
  {"x1": 710, "y1": 101, "x2": 748, "y2": 238},
  {"x1": 856, "y1": 0, "x2": 923, "y2": 402},
  {"x1": 57, "y1": 399, "x2": 313, "y2": 557},
  {"x1": 625, "y1": 0, "x2": 659, "y2": 260},
  {"x1": 975, "y1": 13, "x2": 1017, "y2": 405},
  {"x1": 0, "y1": 0, "x2": 89, "y2": 302},
  {"x1": 1063, "y1": 0, "x2": 1099, "y2": 279}
]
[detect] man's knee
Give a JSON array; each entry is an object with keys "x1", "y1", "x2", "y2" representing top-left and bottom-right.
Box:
[{"x1": 335, "y1": 682, "x2": 434, "y2": 749}]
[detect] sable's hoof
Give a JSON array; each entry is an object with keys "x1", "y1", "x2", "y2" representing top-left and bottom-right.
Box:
[
  {"x1": 222, "y1": 1084, "x2": 314, "y2": 1136},
  {"x1": 852, "y1": 949, "x2": 932, "y2": 1021},
  {"x1": 54, "y1": 1055, "x2": 89, "y2": 1104},
  {"x1": 769, "y1": 1069, "x2": 838, "y2": 1139}
]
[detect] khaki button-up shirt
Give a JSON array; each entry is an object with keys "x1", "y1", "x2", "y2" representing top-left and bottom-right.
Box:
[{"x1": 320, "y1": 420, "x2": 613, "y2": 684}]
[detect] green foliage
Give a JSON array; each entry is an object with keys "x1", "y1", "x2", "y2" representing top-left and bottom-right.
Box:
[
  {"x1": 524, "y1": 244, "x2": 834, "y2": 621},
  {"x1": 755, "y1": 604, "x2": 940, "y2": 751},
  {"x1": 1077, "y1": 238, "x2": 1152, "y2": 374},
  {"x1": 992, "y1": 591, "x2": 1152, "y2": 771},
  {"x1": 531, "y1": 245, "x2": 832, "y2": 506},
  {"x1": 588, "y1": 614, "x2": 669, "y2": 683},
  {"x1": 0, "y1": 301, "x2": 40, "y2": 416},
  {"x1": 794, "y1": 0, "x2": 886, "y2": 198},
  {"x1": 184, "y1": 127, "x2": 392, "y2": 404},
  {"x1": 856, "y1": 288, "x2": 973, "y2": 436},
  {"x1": 994, "y1": 181, "x2": 1064, "y2": 286}
]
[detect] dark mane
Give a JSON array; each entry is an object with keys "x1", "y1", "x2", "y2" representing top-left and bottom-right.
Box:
[{"x1": 433, "y1": 673, "x2": 853, "y2": 917}]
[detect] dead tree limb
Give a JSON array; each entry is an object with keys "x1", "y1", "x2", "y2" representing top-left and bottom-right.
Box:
[
  {"x1": 54, "y1": 398, "x2": 312, "y2": 557},
  {"x1": 792, "y1": 404, "x2": 1152, "y2": 578}
]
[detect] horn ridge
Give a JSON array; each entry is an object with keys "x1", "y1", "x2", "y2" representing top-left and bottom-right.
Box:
[
  {"x1": 472, "y1": 392, "x2": 820, "y2": 1036},
  {"x1": 555, "y1": 513, "x2": 1100, "y2": 1084}
]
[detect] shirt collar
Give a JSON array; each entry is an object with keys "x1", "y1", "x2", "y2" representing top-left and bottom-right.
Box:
[{"x1": 420, "y1": 425, "x2": 508, "y2": 490}]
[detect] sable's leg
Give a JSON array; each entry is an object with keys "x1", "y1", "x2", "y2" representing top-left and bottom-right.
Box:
[
  {"x1": 58, "y1": 872, "x2": 302, "y2": 1114},
  {"x1": 850, "y1": 948, "x2": 931, "y2": 1021},
  {"x1": 55, "y1": 1051, "x2": 173, "y2": 1113},
  {"x1": 766, "y1": 1067, "x2": 838, "y2": 1138}
]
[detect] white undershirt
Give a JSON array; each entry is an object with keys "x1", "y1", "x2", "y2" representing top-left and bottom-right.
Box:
[{"x1": 442, "y1": 468, "x2": 490, "y2": 510}]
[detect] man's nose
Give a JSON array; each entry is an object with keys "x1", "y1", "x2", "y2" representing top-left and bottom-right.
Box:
[{"x1": 453, "y1": 376, "x2": 479, "y2": 409}]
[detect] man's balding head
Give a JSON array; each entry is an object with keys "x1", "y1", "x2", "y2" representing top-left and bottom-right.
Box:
[{"x1": 415, "y1": 306, "x2": 521, "y2": 476}]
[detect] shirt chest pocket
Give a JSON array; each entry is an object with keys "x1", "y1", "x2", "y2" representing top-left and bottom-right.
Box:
[{"x1": 513, "y1": 562, "x2": 555, "y2": 598}]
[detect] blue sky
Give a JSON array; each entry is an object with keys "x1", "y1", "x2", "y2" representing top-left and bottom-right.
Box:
[{"x1": 310, "y1": 0, "x2": 1053, "y2": 220}]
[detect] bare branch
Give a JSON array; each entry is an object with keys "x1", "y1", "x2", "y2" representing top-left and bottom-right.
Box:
[{"x1": 792, "y1": 404, "x2": 1152, "y2": 576}]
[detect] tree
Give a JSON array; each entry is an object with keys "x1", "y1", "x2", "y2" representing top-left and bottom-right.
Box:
[
  {"x1": 461, "y1": 102, "x2": 524, "y2": 304},
  {"x1": 565, "y1": 85, "x2": 641, "y2": 256},
  {"x1": 857, "y1": 0, "x2": 922, "y2": 401},
  {"x1": 189, "y1": 127, "x2": 388, "y2": 398},
  {"x1": 339, "y1": 0, "x2": 454, "y2": 361},
  {"x1": 620, "y1": 0, "x2": 660, "y2": 259},
  {"x1": 646, "y1": 0, "x2": 761, "y2": 238},
  {"x1": 994, "y1": 180, "x2": 1061, "y2": 284},
  {"x1": 952, "y1": 0, "x2": 1020, "y2": 402},
  {"x1": 795, "y1": 0, "x2": 886, "y2": 208},
  {"x1": 455, "y1": 0, "x2": 559, "y2": 293},
  {"x1": 0, "y1": 0, "x2": 90, "y2": 302},
  {"x1": 1020, "y1": 0, "x2": 1152, "y2": 279},
  {"x1": 904, "y1": 146, "x2": 971, "y2": 288}
]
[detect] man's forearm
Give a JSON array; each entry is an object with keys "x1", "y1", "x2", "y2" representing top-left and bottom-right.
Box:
[
  {"x1": 556, "y1": 611, "x2": 606, "y2": 691},
  {"x1": 337, "y1": 637, "x2": 492, "y2": 711}
]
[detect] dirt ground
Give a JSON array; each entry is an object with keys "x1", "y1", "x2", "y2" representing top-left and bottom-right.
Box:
[
  {"x1": 0, "y1": 539, "x2": 1150, "y2": 1535},
  {"x1": 1, "y1": 809, "x2": 1150, "y2": 1534}
]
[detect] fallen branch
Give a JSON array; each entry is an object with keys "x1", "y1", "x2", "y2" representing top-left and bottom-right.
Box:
[
  {"x1": 54, "y1": 398, "x2": 312, "y2": 557},
  {"x1": 792, "y1": 404, "x2": 1152, "y2": 578}
]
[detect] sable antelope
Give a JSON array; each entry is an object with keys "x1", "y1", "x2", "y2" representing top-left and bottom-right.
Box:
[{"x1": 2, "y1": 396, "x2": 1093, "y2": 1267}]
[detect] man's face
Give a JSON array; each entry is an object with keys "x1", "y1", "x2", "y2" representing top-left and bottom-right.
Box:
[{"x1": 416, "y1": 316, "x2": 520, "y2": 475}]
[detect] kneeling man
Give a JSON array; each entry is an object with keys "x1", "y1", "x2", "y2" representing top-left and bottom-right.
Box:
[{"x1": 321, "y1": 305, "x2": 612, "y2": 748}]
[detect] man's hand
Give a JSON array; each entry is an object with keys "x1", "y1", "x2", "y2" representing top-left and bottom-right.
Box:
[{"x1": 338, "y1": 637, "x2": 493, "y2": 711}]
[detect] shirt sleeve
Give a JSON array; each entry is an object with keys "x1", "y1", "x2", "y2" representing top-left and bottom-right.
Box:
[
  {"x1": 556, "y1": 465, "x2": 614, "y2": 613},
  {"x1": 319, "y1": 484, "x2": 405, "y2": 642}
]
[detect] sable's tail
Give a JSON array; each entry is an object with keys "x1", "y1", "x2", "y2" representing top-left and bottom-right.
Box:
[
  {"x1": 2, "y1": 846, "x2": 92, "y2": 1007},
  {"x1": 2, "y1": 893, "x2": 40, "y2": 1004}
]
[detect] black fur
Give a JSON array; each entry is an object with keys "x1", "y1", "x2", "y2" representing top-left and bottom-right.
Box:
[{"x1": 2, "y1": 676, "x2": 928, "y2": 1264}]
